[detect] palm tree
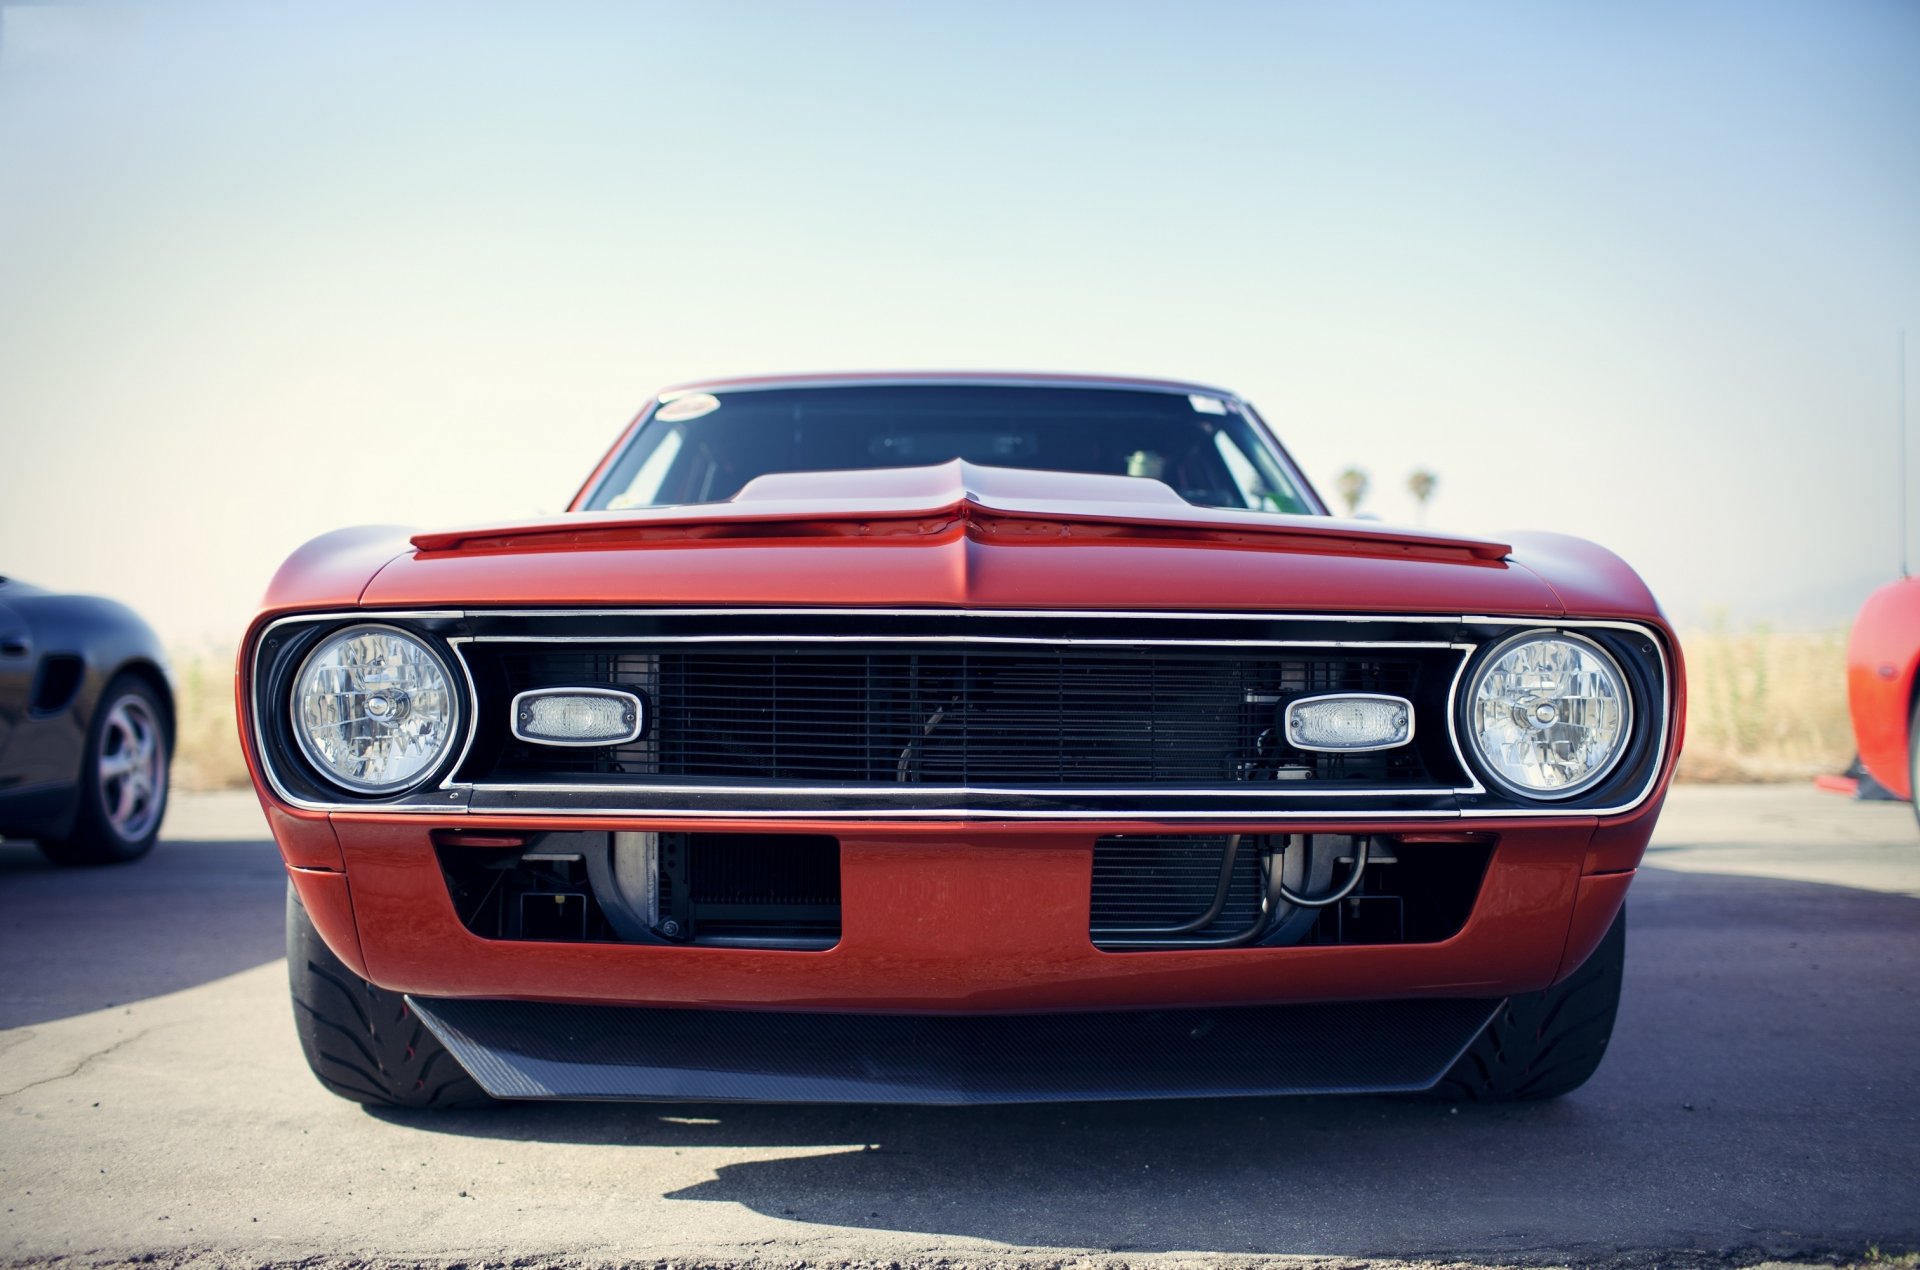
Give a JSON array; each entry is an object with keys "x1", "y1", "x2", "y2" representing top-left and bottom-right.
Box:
[
  {"x1": 1334, "y1": 466, "x2": 1370, "y2": 517},
  {"x1": 1407, "y1": 468, "x2": 1438, "y2": 524}
]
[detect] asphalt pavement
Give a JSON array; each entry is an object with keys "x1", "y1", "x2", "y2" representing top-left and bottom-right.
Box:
[{"x1": 1, "y1": 785, "x2": 1916, "y2": 1269}]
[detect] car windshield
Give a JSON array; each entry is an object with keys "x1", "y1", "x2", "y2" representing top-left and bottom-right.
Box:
[{"x1": 582, "y1": 383, "x2": 1321, "y2": 515}]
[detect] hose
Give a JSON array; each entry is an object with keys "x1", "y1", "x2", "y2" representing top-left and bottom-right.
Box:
[{"x1": 1275, "y1": 835, "x2": 1371, "y2": 908}]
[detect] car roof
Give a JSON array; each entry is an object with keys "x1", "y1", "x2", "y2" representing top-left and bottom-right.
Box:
[{"x1": 653, "y1": 370, "x2": 1244, "y2": 400}]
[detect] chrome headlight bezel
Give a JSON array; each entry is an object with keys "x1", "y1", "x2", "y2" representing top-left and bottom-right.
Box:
[
  {"x1": 1459, "y1": 628, "x2": 1634, "y2": 801},
  {"x1": 288, "y1": 622, "x2": 464, "y2": 796}
]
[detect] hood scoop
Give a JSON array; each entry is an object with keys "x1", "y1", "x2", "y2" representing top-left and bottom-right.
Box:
[{"x1": 410, "y1": 461, "x2": 1512, "y2": 563}]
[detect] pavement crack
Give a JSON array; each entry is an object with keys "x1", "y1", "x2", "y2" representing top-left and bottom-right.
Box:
[{"x1": 0, "y1": 1026, "x2": 155, "y2": 1099}]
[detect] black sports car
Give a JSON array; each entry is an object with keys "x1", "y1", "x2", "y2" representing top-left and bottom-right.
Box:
[{"x1": 0, "y1": 577, "x2": 174, "y2": 864}]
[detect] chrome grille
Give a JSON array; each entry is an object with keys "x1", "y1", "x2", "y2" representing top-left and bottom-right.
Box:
[{"x1": 463, "y1": 642, "x2": 1459, "y2": 789}]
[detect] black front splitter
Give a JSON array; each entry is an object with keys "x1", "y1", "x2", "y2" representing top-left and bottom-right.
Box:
[{"x1": 407, "y1": 995, "x2": 1501, "y2": 1105}]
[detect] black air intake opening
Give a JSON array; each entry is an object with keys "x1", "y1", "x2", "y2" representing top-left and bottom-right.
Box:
[
  {"x1": 1090, "y1": 834, "x2": 1491, "y2": 951},
  {"x1": 658, "y1": 833, "x2": 841, "y2": 947},
  {"x1": 436, "y1": 831, "x2": 841, "y2": 950},
  {"x1": 30, "y1": 654, "x2": 84, "y2": 715}
]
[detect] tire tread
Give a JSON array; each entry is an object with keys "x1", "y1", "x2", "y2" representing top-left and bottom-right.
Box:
[
  {"x1": 285, "y1": 884, "x2": 492, "y2": 1109},
  {"x1": 1431, "y1": 907, "x2": 1626, "y2": 1103}
]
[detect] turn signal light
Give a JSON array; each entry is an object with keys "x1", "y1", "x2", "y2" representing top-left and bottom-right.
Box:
[
  {"x1": 1284, "y1": 693, "x2": 1413, "y2": 752},
  {"x1": 511, "y1": 688, "x2": 645, "y2": 747}
]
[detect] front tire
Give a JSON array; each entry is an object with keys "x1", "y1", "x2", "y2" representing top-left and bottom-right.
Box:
[
  {"x1": 286, "y1": 884, "x2": 491, "y2": 1109},
  {"x1": 37, "y1": 673, "x2": 170, "y2": 866},
  {"x1": 1908, "y1": 699, "x2": 1920, "y2": 829},
  {"x1": 1431, "y1": 907, "x2": 1626, "y2": 1102}
]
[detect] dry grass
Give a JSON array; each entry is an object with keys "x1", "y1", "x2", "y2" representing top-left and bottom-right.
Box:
[
  {"x1": 170, "y1": 651, "x2": 251, "y2": 792},
  {"x1": 164, "y1": 625, "x2": 1859, "y2": 794},
  {"x1": 1676, "y1": 623, "x2": 1854, "y2": 783},
  {"x1": 1860, "y1": 1249, "x2": 1920, "y2": 1269}
]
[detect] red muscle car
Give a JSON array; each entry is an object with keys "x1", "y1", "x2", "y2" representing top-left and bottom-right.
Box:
[
  {"x1": 240, "y1": 373, "x2": 1684, "y2": 1108},
  {"x1": 1847, "y1": 575, "x2": 1920, "y2": 818}
]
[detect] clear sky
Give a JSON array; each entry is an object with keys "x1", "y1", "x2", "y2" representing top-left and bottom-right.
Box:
[{"x1": 2, "y1": 0, "x2": 1915, "y2": 645}]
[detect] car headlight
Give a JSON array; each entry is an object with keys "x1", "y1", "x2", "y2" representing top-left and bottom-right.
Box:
[
  {"x1": 291, "y1": 624, "x2": 460, "y2": 794},
  {"x1": 1465, "y1": 631, "x2": 1630, "y2": 799}
]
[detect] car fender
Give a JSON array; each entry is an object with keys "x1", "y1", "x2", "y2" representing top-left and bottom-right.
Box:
[{"x1": 1848, "y1": 577, "x2": 1920, "y2": 798}]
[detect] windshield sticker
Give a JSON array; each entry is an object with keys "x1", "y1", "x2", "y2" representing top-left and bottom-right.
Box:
[
  {"x1": 1188, "y1": 394, "x2": 1228, "y2": 415},
  {"x1": 656, "y1": 392, "x2": 722, "y2": 423}
]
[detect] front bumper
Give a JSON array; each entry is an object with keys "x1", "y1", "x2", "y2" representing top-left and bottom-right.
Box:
[{"x1": 280, "y1": 809, "x2": 1645, "y2": 1013}]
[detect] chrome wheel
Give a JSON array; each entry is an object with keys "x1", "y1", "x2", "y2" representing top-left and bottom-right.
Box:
[{"x1": 98, "y1": 694, "x2": 166, "y2": 842}]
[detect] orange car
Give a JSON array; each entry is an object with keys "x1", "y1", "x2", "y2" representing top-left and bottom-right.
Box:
[{"x1": 240, "y1": 374, "x2": 1684, "y2": 1108}]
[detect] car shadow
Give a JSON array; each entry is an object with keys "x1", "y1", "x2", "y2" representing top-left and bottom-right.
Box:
[
  {"x1": 363, "y1": 866, "x2": 1920, "y2": 1256},
  {"x1": 0, "y1": 836, "x2": 286, "y2": 1028}
]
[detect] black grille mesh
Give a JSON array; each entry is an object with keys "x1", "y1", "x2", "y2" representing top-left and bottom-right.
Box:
[
  {"x1": 1090, "y1": 835, "x2": 1265, "y2": 943},
  {"x1": 469, "y1": 643, "x2": 1447, "y2": 788},
  {"x1": 658, "y1": 832, "x2": 841, "y2": 944}
]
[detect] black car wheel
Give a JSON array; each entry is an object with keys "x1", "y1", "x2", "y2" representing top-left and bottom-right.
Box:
[
  {"x1": 37, "y1": 673, "x2": 170, "y2": 866},
  {"x1": 1430, "y1": 907, "x2": 1626, "y2": 1102},
  {"x1": 1908, "y1": 698, "x2": 1920, "y2": 830},
  {"x1": 286, "y1": 883, "x2": 492, "y2": 1109}
]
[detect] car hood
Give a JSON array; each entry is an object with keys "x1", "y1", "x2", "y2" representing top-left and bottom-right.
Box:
[
  {"x1": 295, "y1": 462, "x2": 1650, "y2": 620},
  {"x1": 412, "y1": 462, "x2": 1513, "y2": 562}
]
